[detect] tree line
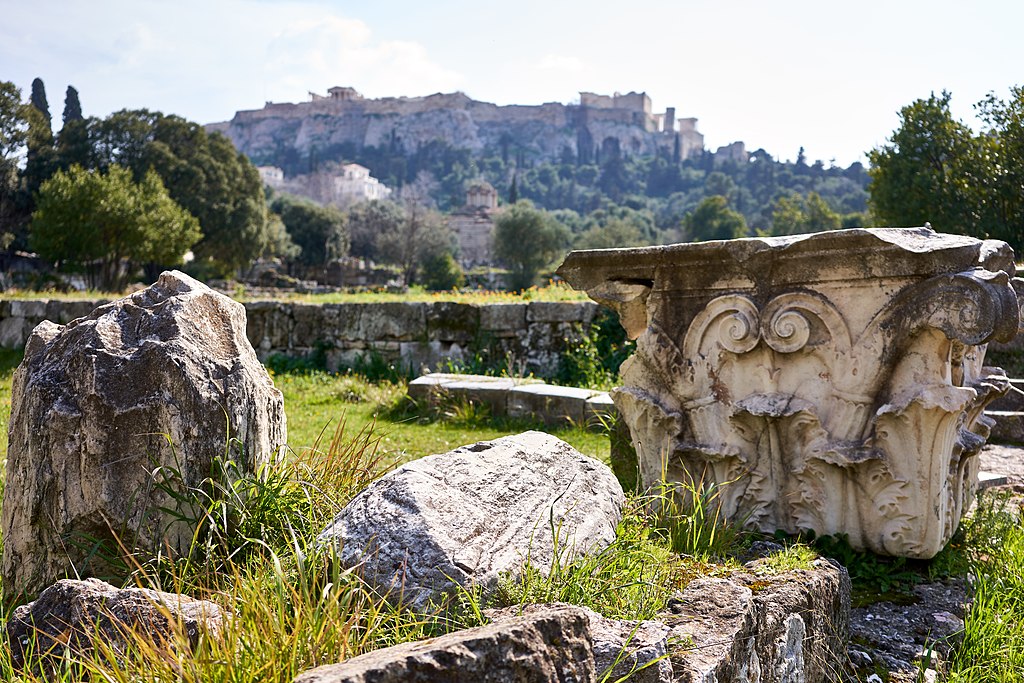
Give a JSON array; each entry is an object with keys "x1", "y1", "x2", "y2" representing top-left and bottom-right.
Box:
[
  {"x1": 0, "y1": 79, "x2": 480, "y2": 291},
  {"x1": 5, "y1": 76, "x2": 1021, "y2": 294},
  {"x1": 1, "y1": 79, "x2": 270, "y2": 289},
  {"x1": 868, "y1": 88, "x2": 1024, "y2": 253}
]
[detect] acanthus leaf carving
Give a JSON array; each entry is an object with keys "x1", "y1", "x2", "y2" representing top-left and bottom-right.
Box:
[{"x1": 578, "y1": 229, "x2": 1021, "y2": 559}]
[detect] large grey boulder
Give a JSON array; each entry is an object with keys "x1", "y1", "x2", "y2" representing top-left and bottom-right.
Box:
[
  {"x1": 317, "y1": 431, "x2": 624, "y2": 611},
  {"x1": 2, "y1": 271, "x2": 287, "y2": 599},
  {"x1": 6, "y1": 578, "x2": 229, "y2": 669},
  {"x1": 293, "y1": 603, "x2": 596, "y2": 683}
]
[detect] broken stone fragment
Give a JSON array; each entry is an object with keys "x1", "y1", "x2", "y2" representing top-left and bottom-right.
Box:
[
  {"x1": 293, "y1": 603, "x2": 596, "y2": 683},
  {"x1": 316, "y1": 431, "x2": 624, "y2": 611},
  {"x1": 2, "y1": 270, "x2": 287, "y2": 599},
  {"x1": 6, "y1": 578, "x2": 229, "y2": 670}
]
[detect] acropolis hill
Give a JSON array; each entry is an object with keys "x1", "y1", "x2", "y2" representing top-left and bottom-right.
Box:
[{"x1": 207, "y1": 86, "x2": 705, "y2": 169}]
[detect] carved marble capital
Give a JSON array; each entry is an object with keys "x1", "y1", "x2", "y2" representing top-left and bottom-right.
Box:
[{"x1": 558, "y1": 228, "x2": 1022, "y2": 558}]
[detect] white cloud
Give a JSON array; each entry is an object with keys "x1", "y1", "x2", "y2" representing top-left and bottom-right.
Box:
[{"x1": 264, "y1": 16, "x2": 464, "y2": 101}]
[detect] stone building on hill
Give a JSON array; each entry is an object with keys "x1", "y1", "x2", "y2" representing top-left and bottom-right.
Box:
[
  {"x1": 208, "y1": 87, "x2": 706, "y2": 171},
  {"x1": 448, "y1": 181, "x2": 499, "y2": 267}
]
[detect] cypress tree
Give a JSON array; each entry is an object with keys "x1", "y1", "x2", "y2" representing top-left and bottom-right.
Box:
[
  {"x1": 57, "y1": 85, "x2": 91, "y2": 170},
  {"x1": 62, "y1": 86, "x2": 83, "y2": 124},
  {"x1": 30, "y1": 78, "x2": 51, "y2": 131}
]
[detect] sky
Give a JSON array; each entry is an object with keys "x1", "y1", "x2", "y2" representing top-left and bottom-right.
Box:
[{"x1": 2, "y1": 0, "x2": 1022, "y2": 168}]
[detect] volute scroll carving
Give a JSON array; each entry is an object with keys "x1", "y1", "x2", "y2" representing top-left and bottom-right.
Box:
[{"x1": 558, "y1": 227, "x2": 1020, "y2": 559}]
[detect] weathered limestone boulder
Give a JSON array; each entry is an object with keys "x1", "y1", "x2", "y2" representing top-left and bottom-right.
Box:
[
  {"x1": 664, "y1": 558, "x2": 850, "y2": 683},
  {"x1": 487, "y1": 604, "x2": 673, "y2": 683},
  {"x1": 6, "y1": 578, "x2": 229, "y2": 669},
  {"x1": 558, "y1": 227, "x2": 1021, "y2": 558},
  {"x1": 3, "y1": 271, "x2": 286, "y2": 599},
  {"x1": 292, "y1": 603, "x2": 596, "y2": 683},
  {"x1": 317, "y1": 431, "x2": 624, "y2": 611}
]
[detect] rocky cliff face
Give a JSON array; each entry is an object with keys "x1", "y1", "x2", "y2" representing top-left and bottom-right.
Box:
[{"x1": 207, "y1": 90, "x2": 704, "y2": 169}]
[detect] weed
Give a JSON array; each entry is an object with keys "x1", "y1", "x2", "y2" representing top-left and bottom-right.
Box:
[
  {"x1": 752, "y1": 543, "x2": 818, "y2": 575},
  {"x1": 555, "y1": 308, "x2": 634, "y2": 391},
  {"x1": 647, "y1": 475, "x2": 750, "y2": 562},
  {"x1": 492, "y1": 497, "x2": 703, "y2": 621}
]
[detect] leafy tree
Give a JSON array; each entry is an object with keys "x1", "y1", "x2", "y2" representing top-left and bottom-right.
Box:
[
  {"x1": 0, "y1": 81, "x2": 28, "y2": 248},
  {"x1": 868, "y1": 92, "x2": 981, "y2": 234},
  {"x1": 493, "y1": 201, "x2": 570, "y2": 290},
  {"x1": 976, "y1": 86, "x2": 1024, "y2": 249},
  {"x1": 140, "y1": 115, "x2": 268, "y2": 274},
  {"x1": 770, "y1": 192, "x2": 841, "y2": 235},
  {"x1": 260, "y1": 212, "x2": 300, "y2": 261},
  {"x1": 31, "y1": 164, "x2": 200, "y2": 289},
  {"x1": 346, "y1": 199, "x2": 406, "y2": 260},
  {"x1": 683, "y1": 195, "x2": 748, "y2": 242},
  {"x1": 25, "y1": 79, "x2": 55, "y2": 200},
  {"x1": 270, "y1": 193, "x2": 349, "y2": 269},
  {"x1": 419, "y1": 251, "x2": 464, "y2": 291}
]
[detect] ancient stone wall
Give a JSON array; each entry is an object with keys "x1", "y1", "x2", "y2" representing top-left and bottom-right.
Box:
[{"x1": 0, "y1": 299, "x2": 599, "y2": 376}]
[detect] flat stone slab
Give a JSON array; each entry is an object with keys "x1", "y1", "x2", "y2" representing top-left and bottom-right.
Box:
[
  {"x1": 508, "y1": 384, "x2": 604, "y2": 427},
  {"x1": 979, "y1": 443, "x2": 1024, "y2": 485},
  {"x1": 408, "y1": 373, "x2": 609, "y2": 427},
  {"x1": 986, "y1": 410, "x2": 1024, "y2": 444}
]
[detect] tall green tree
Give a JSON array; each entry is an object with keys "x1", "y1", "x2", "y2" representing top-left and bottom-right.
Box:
[
  {"x1": 493, "y1": 200, "x2": 570, "y2": 290},
  {"x1": 270, "y1": 193, "x2": 349, "y2": 269},
  {"x1": 976, "y1": 86, "x2": 1024, "y2": 250},
  {"x1": 0, "y1": 81, "x2": 28, "y2": 248},
  {"x1": 868, "y1": 92, "x2": 982, "y2": 233},
  {"x1": 56, "y1": 86, "x2": 92, "y2": 171},
  {"x1": 31, "y1": 164, "x2": 200, "y2": 289},
  {"x1": 683, "y1": 195, "x2": 748, "y2": 242},
  {"x1": 25, "y1": 78, "x2": 55, "y2": 200},
  {"x1": 62, "y1": 86, "x2": 83, "y2": 124},
  {"x1": 29, "y1": 78, "x2": 51, "y2": 130},
  {"x1": 138, "y1": 114, "x2": 268, "y2": 273}
]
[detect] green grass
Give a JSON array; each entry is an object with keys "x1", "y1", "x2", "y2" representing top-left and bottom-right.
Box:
[
  {"x1": 0, "y1": 362, "x2": 704, "y2": 681},
  {"x1": 273, "y1": 369, "x2": 609, "y2": 470},
  {"x1": 0, "y1": 349, "x2": 19, "y2": 460},
  {"x1": 1, "y1": 281, "x2": 589, "y2": 305},
  {"x1": 948, "y1": 491, "x2": 1024, "y2": 681},
  {"x1": 5, "y1": 358, "x2": 1024, "y2": 679}
]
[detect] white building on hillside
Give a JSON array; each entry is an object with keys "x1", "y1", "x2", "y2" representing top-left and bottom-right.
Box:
[{"x1": 333, "y1": 164, "x2": 391, "y2": 206}]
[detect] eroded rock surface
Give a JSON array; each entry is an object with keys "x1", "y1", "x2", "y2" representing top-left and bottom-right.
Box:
[
  {"x1": 487, "y1": 603, "x2": 673, "y2": 683},
  {"x1": 2, "y1": 271, "x2": 286, "y2": 599},
  {"x1": 292, "y1": 603, "x2": 596, "y2": 683},
  {"x1": 661, "y1": 558, "x2": 850, "y2": 683},
  {"x1": 317, "y1": 431, "x2": 624, "y2": 610},
  {"x1": 6, "y1": 578, "x2": 229, "y2": 669}
]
